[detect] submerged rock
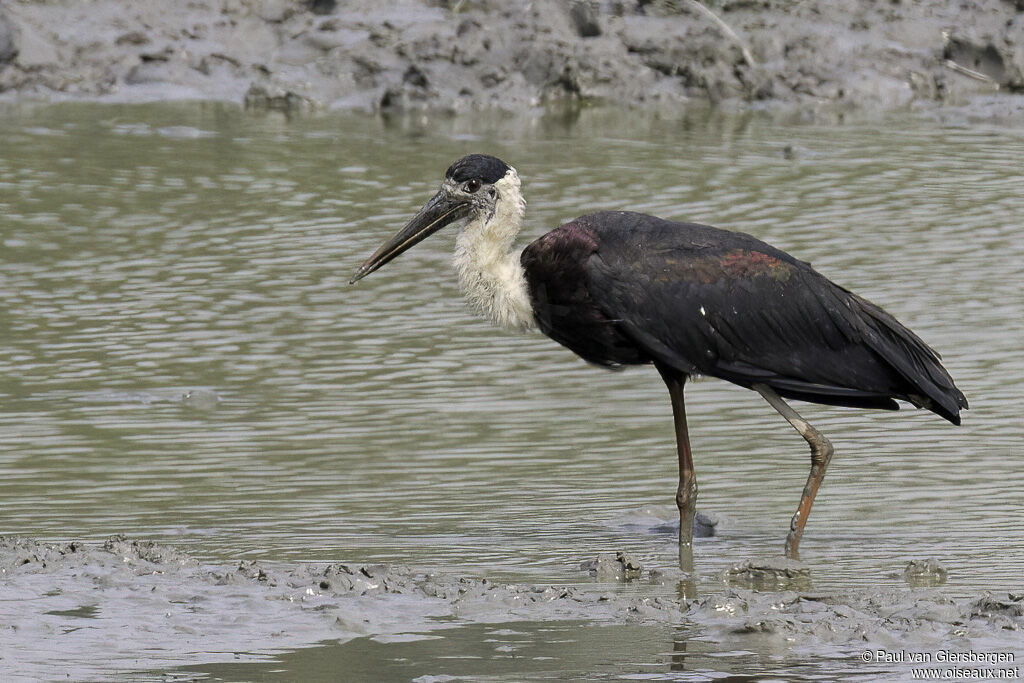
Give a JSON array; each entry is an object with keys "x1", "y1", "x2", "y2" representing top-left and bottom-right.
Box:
[
  {"x1": 694, "y1": 512, "x2": 718, "y2": 538},
  {"x1": 623, "y1": 507, "x2": 718, "y2": 537}
]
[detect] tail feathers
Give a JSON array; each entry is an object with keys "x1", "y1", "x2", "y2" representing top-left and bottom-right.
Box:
[{"x1": 852, "y1": 294, "x2": 968, "y2": 424}]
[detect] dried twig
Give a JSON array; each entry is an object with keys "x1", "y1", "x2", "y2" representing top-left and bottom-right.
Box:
[
  {"x1": 681, "y1": 0, "x2": 757, "y2": 68},
  {"x1": 944, "y1": 59, "x2": 998, "y2": 87}
]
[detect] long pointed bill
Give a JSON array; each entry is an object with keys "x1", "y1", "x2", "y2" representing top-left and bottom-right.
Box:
[{"x1": 350, "y1": 191, "x2": 472, "y2": 284}]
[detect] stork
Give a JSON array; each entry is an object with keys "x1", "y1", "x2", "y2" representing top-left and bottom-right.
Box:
[{"x1": 350, "y1": 154, "x2": 967, "y2": 565}]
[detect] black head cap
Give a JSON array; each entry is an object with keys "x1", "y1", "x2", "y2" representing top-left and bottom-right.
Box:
[{"x1": 445, "y1": 154, "x2": 510, "y2": 185}]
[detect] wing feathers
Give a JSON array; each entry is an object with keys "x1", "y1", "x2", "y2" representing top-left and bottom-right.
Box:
[{"x1": 578, "y1": 212, "x2": 966, "y2": 422}]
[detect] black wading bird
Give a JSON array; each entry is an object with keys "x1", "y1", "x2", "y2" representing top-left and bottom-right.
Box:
[{"x1": 351, "y1": 154, "x2": 967, "y2": 564}]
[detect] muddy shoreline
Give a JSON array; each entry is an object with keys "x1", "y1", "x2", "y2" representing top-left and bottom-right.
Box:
[
  {"x1": 2, "y1": 0, "x2": 1024, "y2": 116},
  {"x1": 3, "y1": 536, "x2": 1022, "y2": 678}
]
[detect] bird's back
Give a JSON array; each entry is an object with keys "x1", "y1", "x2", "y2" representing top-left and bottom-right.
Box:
[{"x1": 522, "y1": 211, "x2": 967, "y2": 424}]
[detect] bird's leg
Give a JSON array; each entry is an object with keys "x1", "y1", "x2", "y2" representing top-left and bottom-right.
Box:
[
  {"x1": 657, "y1": 365, "x2": 697, "y2": 571},
  {"x1": 754, "y1": 384, "x2": 834, "y2": 560}
]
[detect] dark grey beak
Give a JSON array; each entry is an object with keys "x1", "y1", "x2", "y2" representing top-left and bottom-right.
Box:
[{"x1": 350, "y1": 191, "x2": 473, "y2": 284}]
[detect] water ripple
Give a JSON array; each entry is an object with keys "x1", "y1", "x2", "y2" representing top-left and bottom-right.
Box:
[{"x1": 0, "y1": 104, "x2": 1020, "y2": 594}]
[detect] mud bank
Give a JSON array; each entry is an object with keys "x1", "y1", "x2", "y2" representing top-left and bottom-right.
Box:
[
  {"x1": 1, "y1": 0, "x2": 1024, "y2": 115},
  {"x1": 2, "y1": 536, "x2": 1022, "y2": 679}
]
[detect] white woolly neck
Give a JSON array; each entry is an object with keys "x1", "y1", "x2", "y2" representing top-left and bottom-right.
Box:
[{"x1": 452, "y1": 168, "x2": 537, "y2": 332}]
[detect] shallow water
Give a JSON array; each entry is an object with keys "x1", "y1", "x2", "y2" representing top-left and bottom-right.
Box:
[{"x1": 1, "y1": 102, "x2": 1022, "y2": 679}]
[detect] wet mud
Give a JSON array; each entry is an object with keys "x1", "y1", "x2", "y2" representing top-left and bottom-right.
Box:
[
  {"x1": 3, "y1": 536, "x2": 1022, "y2": 678},
  {"x1": 723, "y1": 555, "x2": 812, "y2": 591},
  {"x1": 2, "y1": 0, "x2": 1024, "y2": 116},
  {"x1": 903, "y1": 558, "x2": 951, "y2": 588}
]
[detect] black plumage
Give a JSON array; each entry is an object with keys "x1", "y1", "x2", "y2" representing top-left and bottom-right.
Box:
[
  {"x1": 445, "y1": 154, "x2": 510, "y2": 184},
  {"x1": 521, "y1": 211, "x2": 967, "y2": 424}
]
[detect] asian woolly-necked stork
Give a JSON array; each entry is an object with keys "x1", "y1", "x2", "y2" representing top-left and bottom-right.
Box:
[{"x1": 350, "y1": 154, "x2": 967, "y2": 564}]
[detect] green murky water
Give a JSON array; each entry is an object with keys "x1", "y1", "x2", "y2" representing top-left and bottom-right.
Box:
[{"x1": 1, "y1": 102, "x2": 1022, "y2": 679}]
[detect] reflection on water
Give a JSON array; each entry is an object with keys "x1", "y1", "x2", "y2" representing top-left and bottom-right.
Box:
[
  {"x1": 173, "y1": 620, "x2": 851, "y2": 682},
  {"x1": 1, "y1": 101, "x2": 1023, "y2": 675}
]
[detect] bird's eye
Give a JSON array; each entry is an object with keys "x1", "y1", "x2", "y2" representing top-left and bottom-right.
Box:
[{"x1": 463, "y1": 179, "x2": 482, "y2": 194}]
